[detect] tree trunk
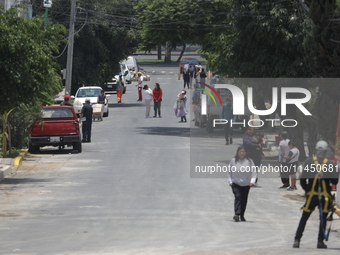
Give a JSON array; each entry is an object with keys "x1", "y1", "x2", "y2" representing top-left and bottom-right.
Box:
[
  {"x1": 176, "y1": 42, "x2": 186, "y2": 63},
  {"x1": 164, "y1": 41, "x2": 172, "y2": 64},
  {"x1": 157, "y1": 44, "x2": 162, "y2": 60}
]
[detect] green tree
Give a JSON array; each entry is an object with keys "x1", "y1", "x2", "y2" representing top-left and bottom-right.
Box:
[
  {"x1": 302, "y1": 0, "x2": 340, "y2": 146},
  {"x1": 0, "y1": 8, "x2": 65, "y2": 113},
  {"x1": 0, "y1": 8, "x2": 65, "y2": 157},
  {"x1": 199, "y1": 1, "x2": 314, "y2": 158},
  {"x1": 135, "y1": 0, "x2": 232, "y2": 63},
  {"x1": 33, "y1": 0, "x2": 139, "y2": 93}
]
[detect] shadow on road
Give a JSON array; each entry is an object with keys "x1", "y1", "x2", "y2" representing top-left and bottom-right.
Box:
[
  {"x1": 32, "y1": 148, "x2": 79, "y2": 155},
  {"x1": 135, "y1": 126, "x2": 190, "y2": 137},
  {"x1": 108, "y1": 103, "x2": 145, "y2": 108},
  {"x1": 0, "y1": 178, "x2": 52, "y2": 185}
]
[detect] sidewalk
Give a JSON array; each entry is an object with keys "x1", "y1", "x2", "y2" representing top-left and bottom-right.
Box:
[{"x1": 0, "y1": 149, "x2": 28, "y2": 181}]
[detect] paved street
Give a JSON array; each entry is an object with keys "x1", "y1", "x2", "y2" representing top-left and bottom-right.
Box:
[{"x1": 0, "y1": 64, "x2": 339, "y2": 255}]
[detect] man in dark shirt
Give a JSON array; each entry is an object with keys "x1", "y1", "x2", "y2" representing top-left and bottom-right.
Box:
[{"x1": 80, "y1": 98, "x2": 93, "y2": 142}]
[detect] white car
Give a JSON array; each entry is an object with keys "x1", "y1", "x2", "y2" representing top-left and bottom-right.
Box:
[
  {"x1": 121, "y1": 56, "x2": 139, "y2": 78},
  {"x1": 120, "y1": 63, "x2": 132, "y2": 84},
  {"x1": 72, "y1": 86, "x2": 109, "y2": 117}
]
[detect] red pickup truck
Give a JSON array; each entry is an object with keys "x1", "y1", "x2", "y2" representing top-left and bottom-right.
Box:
[{"x1": 29, "y1": 106, "x2": 82, "y2": 153}]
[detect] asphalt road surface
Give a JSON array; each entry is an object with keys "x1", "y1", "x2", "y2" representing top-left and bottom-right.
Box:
[{"x1": 0, "y1": 64, "x2": 339, "y2": 255}]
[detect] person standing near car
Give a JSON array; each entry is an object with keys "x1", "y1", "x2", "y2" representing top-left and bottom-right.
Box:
[
  {"x1": 136, "y1": 72, "x2": 143, "y2": 101},
  {"x1": 80, "y1": 98, "x2": 93, "y2": 143},
  {"x1": 152, "y1": 83, "x2": 162, "y2": 118},
  {"x1": 97, "y1": 90, "x2": 108, "y2": 105},
  {"x1": 61, "y1": 95, "x2": 72, "y2": 106},
  {"x1": 116, "y1": 73, "x2": 125, "y2": 103}
]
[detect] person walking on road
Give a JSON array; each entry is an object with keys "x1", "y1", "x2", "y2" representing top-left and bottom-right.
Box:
[
  {"x1": 222, "y1": 97, "x2": 234, "y2": 145},
  {"x1": 152, "y1": 83, "x2": 162, "y2": 118},
  {"x1": 136, "y1": 72, "x2": 143, "y2": 101},
  {"x1": 174, "y1": 90, "x2": 187, "y2": 122},
  {"x1": 182, "y1": 65, "x2": 190, "y2": 89},
  {"x1": 284, "y1": 140, "x2": 300, "y2": 191},
  {"x1": 227, "y1": 146, "x2": 257, "y2": 222},
  {"x1": 80, "y1": 98, "x2": 93, "y2": 143},
  {"x1": 116, "y1": 73, "x2": 125, "y2": 103},
  {"x1": 278, "y1": 131, "x2": 290, "y2": 188},
  {"x1": 143, "y1": 85, "x2": 153, "y2": 118},
  {"x1": 293, "y1": 141, "x2": 338, "y2": 249}
]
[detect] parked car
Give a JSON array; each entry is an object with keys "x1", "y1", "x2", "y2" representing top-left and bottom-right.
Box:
[
  {"x1": 29, "y1": 106, "x2": 82, "y2": 153},
  {"x1": 102, "y1": 73, "x2": 127, "y2": 94},
  {"x1": 120, "y1": 63, "x2": 132, "y2": 84},
  {"x1": 73, "y1": 86, "x2": 109, "y2": 117},
  {"x1": 180, "y1": 58, "x2": 199, "y2": 67},
  {"x1": 121, "y1": 56, "x2": 139, "y2": 77}
]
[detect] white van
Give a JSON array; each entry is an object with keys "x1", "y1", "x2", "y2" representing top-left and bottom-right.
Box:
[{"x1": 121, "y1": 56, "x2": 139, "y2": 78}]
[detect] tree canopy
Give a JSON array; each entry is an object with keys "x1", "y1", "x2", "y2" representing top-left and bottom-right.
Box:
[
  {"x1": 135, "y1": 0, "x2": 232, "y2": 62},
  {"x1": 0, "y1": 8, "x2": 65, "y2": 114},
  {"x1": 33, "y1": 0, "x2": 139, "y2": 93}
]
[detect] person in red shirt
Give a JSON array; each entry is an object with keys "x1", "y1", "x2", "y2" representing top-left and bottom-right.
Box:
[{"x1": 152, "y1": 83, "x2": 163, "y2": 118}]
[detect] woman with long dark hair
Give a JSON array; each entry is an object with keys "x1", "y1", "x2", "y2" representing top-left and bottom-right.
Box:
[
  {"x1": 227, "y1": 146, "x2": 257, "y2": 222},
  {"x1": 152, "y1": 83, "x2": 162, "y2": 118}
]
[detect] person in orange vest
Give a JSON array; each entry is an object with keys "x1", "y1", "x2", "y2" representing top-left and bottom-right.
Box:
[{"x1": 116, "y1": 73, "x2": 125, "y2": 103}]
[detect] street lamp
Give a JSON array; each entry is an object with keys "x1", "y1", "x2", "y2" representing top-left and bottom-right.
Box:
[{"x1": 43, "y1": 0, "x2": 52, "y2": 29}]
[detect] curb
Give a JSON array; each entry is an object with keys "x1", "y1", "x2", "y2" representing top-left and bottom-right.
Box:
[
  {"x1": 13, "y1": 149, "x2": 28, "y2": 166},
  {"x1": 0, "y1": 149, "x2": 28, "y2": 181}
]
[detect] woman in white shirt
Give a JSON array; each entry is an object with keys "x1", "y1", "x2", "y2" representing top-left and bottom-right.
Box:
[
  {"x1": 227, "y1": 146, "x2": 257, "y2": 222},
  {"x1": 143, "y1": 85, "x2": 153, "y2": 118}
]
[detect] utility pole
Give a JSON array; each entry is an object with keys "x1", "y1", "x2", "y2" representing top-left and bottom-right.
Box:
[{"x1": 65, "y1": 0, "x2": 76, "y2": 95}]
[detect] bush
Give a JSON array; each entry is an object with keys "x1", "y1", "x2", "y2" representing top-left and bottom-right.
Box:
[
  {"x1": 0, "y1": 107, "x2": 40, "y2": 154},
  {"x1": 0, "y1": 148, "x2": 21, "y2": 158}
]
